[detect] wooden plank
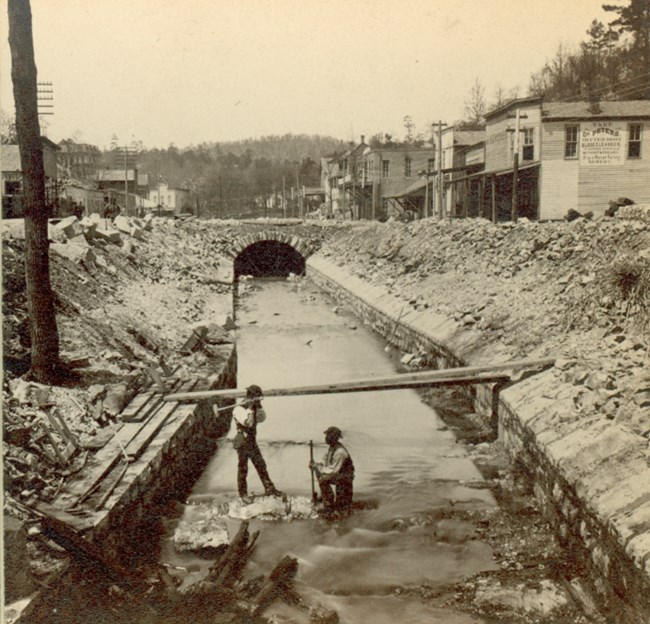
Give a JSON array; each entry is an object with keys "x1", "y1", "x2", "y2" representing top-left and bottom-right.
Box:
[
  {"x1": 68, "y1": 378, "x2": 187, "y2": 507},
  {"x1": 40, "y1": 516, "x2": 147, "y2": 592},
  {"x1": 163, "y1": 357, "x2": 555, "y2": 403},
  {"x1": 119, "y1": 391, "x2": 156, "y2": 422},
  {"x1": 123, "y1": 377, "x2": 186, "y2": 424},
  {"x1": 124, "y1": 380, "x2": 198, "y2": 461},
  {"x1": 120, "y1": 376, "x2": 184, "y2": 423}
]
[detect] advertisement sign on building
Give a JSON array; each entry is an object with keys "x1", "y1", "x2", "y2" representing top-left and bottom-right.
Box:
[{"x1": 580, "y1": 122, "x2": 625, "y2": 166}]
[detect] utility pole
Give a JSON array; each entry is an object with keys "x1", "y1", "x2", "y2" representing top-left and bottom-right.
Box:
[
  {"x1": 124, "y1": 145, "x2": 128, "y2": 216},
  {"x1": 282, "y1": 176, "x2": 287, "y2": 218},
  {"x1": 508, "y1": 109, "x2": 527, "y2": 222},
  {"x1": 435, "y1": 121, "x2": 448, "y2": 219},
  {"x1": 424, "y1": 174, "x2": 429, "y2": 220}
]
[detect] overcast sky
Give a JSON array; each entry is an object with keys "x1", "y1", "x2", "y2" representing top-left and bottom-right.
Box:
[{"x1": 1, "y1": 0, "x2": 610, "y2": 150}]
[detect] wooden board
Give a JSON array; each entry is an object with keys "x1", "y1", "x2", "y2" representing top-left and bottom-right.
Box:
[
  {"x1": 163, "y1": 357, "x2": 555, "y2": 403},
  {"x1": 124, "y1": 379, "x2": 199, "y2": 461},
  {"x1": 119, "y1": 391, "x2": 156, "y2": 422},
  {"x1": 120, "y1": 377, "x2": 185, "y2": 423}
]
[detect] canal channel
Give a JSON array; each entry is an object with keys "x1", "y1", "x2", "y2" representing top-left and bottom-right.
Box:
[{"x1": 159, "y1": 277, "x2": 499, "y2": 623}]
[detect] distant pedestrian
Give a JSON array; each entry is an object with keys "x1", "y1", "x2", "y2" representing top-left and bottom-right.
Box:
[
  {"x1": 310, "y1": 426, "x2": 355, "y2": 513},
  {"x1": 231, "y1": 384, "x2": 283, "y2": 504}
]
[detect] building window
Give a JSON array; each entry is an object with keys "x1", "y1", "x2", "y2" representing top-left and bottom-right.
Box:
[
  {"x1": 382, "y1": 160, "x2": 389, "y2": 178},
  {"x1": 427, "y1": 158, "x2": 434, "y2": 173},
  {"x1": 522, "y1": 128, "x2": 534, "y2": 160},
  {"x1": 565, "y1": 125, "x2": 578, "y2": 159},
  {"x1": 628, "y1": 124, "x2": 642, "y2": 158},
  {"x1": 4, "y1": 180, "x2": 21, "y2": 195},
  {"x1": 404, "y1": 157, "x2": 412, "y2": 177}
]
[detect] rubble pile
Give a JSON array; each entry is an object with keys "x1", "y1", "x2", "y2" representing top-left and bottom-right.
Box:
[
  {"x1": 318, "y1": 216, "x2": 650, "y2": 438},
  {"x1": 2, "y1": 215, "x2": 235, "y2": 513}
]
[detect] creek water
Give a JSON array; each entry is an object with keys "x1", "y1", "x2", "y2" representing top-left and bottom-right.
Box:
[{"x1": 160, "y1": 278, "x2": 498, "y2": 623}]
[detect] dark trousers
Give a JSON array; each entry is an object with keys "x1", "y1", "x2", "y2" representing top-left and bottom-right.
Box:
[
  {"x1": 237, "y1": 440, "x2": 273, "y2": 497},
  {"x1": 318, "y1": 472, "x2": 354, "y2": 511}
]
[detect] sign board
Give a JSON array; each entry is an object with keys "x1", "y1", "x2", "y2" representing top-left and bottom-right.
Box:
[{"x1": 580, "y1": 122, "x2": 625, "y2": 166}]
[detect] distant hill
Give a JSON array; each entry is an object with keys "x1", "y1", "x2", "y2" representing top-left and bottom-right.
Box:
[{"x1": 197, "y1": 133, "x2": 349, "y2": 162}]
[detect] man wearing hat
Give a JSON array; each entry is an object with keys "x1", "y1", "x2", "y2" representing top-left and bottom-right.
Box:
[
  {"x1": 232, "y1": 384, "x2": 283, "y2": 504},
  {"x1": 310, "y1": 426, "x2": 355, "y2": 513}
]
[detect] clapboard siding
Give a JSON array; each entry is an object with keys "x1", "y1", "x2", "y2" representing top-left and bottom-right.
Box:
[
  {"x1": 578, "y1": 162, "x2": 650, "y2": 213},
  {"x1": 539, "y1": 120, "x2": 650, "y2": 217},
  {"x1": 485, "y1": 103, "x2": 542, "y2": 172},
  {"x1": 539, "y1": 161, "x2": 580, "y2": 220}
]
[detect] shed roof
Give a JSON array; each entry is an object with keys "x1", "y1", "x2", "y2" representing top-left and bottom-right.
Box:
[
  {"x1": 542, "y1": 100, "x2": 650, "y2": 120},
  {"x1": 98, "y1": 169, "x2": 136, "y2": 182},
  {"x1": 452, "y1": 131, "x2": 485, "y2": 146}
]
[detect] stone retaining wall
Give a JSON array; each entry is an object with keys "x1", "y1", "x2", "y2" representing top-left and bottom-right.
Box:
[
  {"x1": 97, "y1": 347, "x2": 237, "y2": 560},
  {"x1": 18, "y1": 347, "x2": 237, "y2": 624},
  {"x1": 307, "y1": 255, "x2": 650, "y2": 624}
]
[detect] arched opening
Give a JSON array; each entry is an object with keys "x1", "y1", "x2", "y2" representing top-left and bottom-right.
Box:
[{"x1": 234, "y1": 240, "x2": 305, "y2": 278}]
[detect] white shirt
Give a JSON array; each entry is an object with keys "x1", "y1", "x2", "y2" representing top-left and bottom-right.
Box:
[{"x1": 231, "y1": 403, "x2": 266, "y2": 438}]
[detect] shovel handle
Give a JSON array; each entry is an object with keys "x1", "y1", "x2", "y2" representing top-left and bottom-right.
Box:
[{"x1": 309, "y1": 440, "x2": 317, "y2": 502}]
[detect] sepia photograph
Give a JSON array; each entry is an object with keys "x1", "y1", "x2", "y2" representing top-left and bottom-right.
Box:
[{"x1": 1, "y1": 0, "x2": 649, "y2": 622}]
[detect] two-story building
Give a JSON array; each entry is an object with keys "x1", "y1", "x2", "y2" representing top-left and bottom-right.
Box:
[
  {"x1": 149, "y1": 183, "x2": 190, "y2": 215},
  {"x1": 58, "y1": 139, "x2": 101, "y2": 180},
  {"x1": 475, "y1": 97, "x2": 650, "y2": 221},
  {"x1": 326, "y1": 138, "x2": 436, "y2": 220}
]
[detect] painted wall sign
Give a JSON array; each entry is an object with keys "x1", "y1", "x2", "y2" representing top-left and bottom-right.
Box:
[{"x1": 580, "y1": 121, "x2": 625, "y2": 165}]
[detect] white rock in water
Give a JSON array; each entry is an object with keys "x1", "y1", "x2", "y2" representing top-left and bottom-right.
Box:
[
  {"x1": 173, "y1": 504, "x2": 230, "y2": 553},
  {"x1": 229, "y1": 496, "x2": 288, "y2": 520}
]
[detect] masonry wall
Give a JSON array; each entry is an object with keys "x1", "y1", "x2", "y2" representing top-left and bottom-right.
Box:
[
  {"x1": 307, "y1": 254, "x2": 650, "y2": 624},
  {"x1": 19, "y1": 347, "x2": 237, "y2": 624}
]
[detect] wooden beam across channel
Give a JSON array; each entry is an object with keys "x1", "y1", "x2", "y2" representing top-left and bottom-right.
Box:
[{"x1": 163, "y1": 357, "x2": 555, "y2": 403}]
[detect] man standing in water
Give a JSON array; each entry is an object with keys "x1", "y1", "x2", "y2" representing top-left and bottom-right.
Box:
[
  {"x1": 310, "y1": 426, "x2": 355, "y2": 513},
  {"x1": 232, "y1": 384, "x2": 283, "y2": 504}
]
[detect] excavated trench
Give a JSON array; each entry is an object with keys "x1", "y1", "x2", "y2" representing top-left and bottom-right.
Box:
[
  {"x1": 157, "y1": 277, "x2": 501, "y2": 623},
  {"x1": 18, "y1": 240, "x2": 636, "y2": 624}
]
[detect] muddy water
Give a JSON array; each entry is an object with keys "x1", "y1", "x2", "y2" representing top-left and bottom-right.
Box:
[{"x1": 161, "y1": 279, "x2": 498, "y2": 622}]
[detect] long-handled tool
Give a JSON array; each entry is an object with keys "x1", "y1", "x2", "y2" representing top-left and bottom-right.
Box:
[{"x1": 309, "y1": 440, "x2": 318, "y2": 503}]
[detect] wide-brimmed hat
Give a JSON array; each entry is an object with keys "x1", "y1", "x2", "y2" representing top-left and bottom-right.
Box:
[
  {"x1": 246, "y1": 384, "x2": 264, "y2": 399},
  {"x1": 324, "y1": 426, "x2": 342, "y2": 439}
]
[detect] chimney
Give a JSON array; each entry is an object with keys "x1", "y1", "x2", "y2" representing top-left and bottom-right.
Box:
[
  {"x1": 360, "y1": 135, "x2": 365, "y2": 145},
  {"x1": 588, "y1": 91, "x2": 602, "y2": 115}
]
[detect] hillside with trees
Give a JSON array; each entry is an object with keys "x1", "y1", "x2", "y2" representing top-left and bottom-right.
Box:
[{"x1": 100, "y1": 133, "x2": 348, "y2": 218}]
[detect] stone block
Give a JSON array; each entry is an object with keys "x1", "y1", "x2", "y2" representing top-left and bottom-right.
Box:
[
  {"x1": 48, "y1": 222, "x2": 67, "y2": 243},
  {"x1": 114, "y1": 215, "x2": 135, "y2": 236},
  {"x1": 50, "y1": 242, "x2": 95, "y2": 264},
  {"x1": 121, "y1": 239, "x2": 137, "y2": 256},
  {"x1": 94, "y1": 227, "x2": 122, "y2": 245},
  {"x1": 79, "y1": 216, "x2": 98, "y2": 238},
  {"x1": 67, "y1": 234, "x2": 90, "y2": 248},
  {"x1": 53, "y1": 215, "x2": 83, "y2": 239},
  {"x1": 3, "y1": 219, "x2": 26, "y2": 240}
]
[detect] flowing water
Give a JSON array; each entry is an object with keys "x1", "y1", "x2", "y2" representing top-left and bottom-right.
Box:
[{"x1": 160, "y1": 278, "x2": 498, "y2": 623}]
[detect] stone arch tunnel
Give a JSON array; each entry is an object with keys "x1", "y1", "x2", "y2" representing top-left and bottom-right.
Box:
[
  {"x1": 228, "y1": 228, "x2": 319, "y2": 278},
  {"x1": 234, "y1": 240, "x2": 306, "y2": 277}
]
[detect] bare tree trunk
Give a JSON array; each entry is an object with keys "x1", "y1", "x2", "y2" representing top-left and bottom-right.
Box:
[{"x1": 8, "y1": 0, "x2": 60, "y2": 382}]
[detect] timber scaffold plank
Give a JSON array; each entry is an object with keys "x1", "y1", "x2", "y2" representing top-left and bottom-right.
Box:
[{"x1": 163, "y1": 357, "x2": 555, "y2": 403}]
